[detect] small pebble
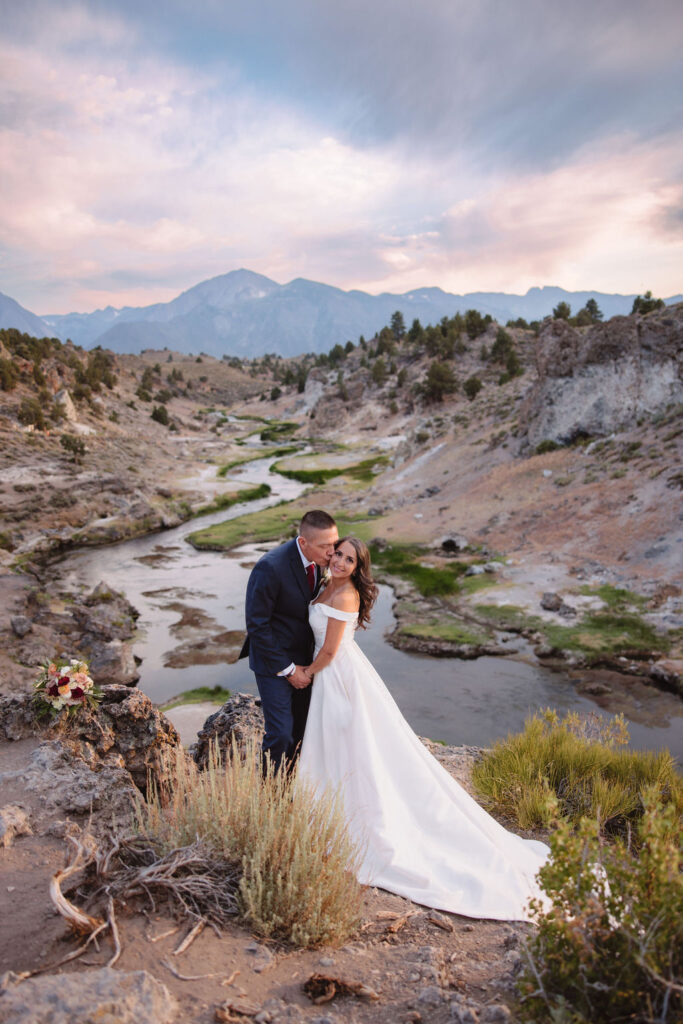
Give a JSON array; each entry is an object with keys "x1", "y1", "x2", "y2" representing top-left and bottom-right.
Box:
[{"x1": 318, "y1": 956, "x2": 335, "y2": 967}]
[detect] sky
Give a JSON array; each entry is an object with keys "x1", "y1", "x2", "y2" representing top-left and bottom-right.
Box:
[{"x1": 0, "y1": 0, "x2": 681, "y2": 315}]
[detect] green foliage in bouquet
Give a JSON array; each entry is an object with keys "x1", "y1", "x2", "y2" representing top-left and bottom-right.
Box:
[{"x1": 519, "y1": 790, "x2": 682, "y2": 1024}]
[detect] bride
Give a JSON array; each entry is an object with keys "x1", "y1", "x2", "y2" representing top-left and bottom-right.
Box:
[{"x1": 298, "y1": 536, "x2": 550, "y2": 922}]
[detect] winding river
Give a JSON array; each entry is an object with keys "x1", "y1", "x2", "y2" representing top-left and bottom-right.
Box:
[{"x1": 54, "y1": 454, "x2": 683, "y2": 758}]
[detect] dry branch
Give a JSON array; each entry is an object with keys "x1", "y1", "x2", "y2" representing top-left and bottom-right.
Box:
[{"x1": 49, "y1": 834, "x2": 104, "y2": 936}]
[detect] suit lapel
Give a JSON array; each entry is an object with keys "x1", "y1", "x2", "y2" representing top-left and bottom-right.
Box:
[{"x1": 288, "y1": 540, "x2": 312, "y2": 603}]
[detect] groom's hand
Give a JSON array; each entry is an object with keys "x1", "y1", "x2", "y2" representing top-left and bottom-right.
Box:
[{"x1": 289, "y1": 666, "x2": 312, "y2": 689}]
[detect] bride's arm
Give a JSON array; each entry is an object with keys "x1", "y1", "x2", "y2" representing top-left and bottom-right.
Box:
[{"x1": 306, "y1": 592, "x2": 359, "y2": 675}]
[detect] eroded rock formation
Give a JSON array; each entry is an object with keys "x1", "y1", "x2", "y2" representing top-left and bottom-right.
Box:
[{"x1": 519, "y1": 304, "x2": 683, "y2": 448}]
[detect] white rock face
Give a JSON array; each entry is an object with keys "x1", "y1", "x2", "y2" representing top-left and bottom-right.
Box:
[
  {"x1": 0, "y1": 968, "x2": 177, "y2": 1024},
  {"x1": 520, "y1": 305, "x2": 683, "y2": 448},
  {"x1": 53, "y1": 388, "x2": 77, "y2": 422}
]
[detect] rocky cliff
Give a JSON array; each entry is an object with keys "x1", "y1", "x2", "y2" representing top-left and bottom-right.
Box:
[{"x1": 519, "y1": 303, "x2": 683, "y2": 448}]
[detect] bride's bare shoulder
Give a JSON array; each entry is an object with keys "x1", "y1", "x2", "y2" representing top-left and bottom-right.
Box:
[{"x1": 331, "y1": 586, "x2": 360, "y2": 612}]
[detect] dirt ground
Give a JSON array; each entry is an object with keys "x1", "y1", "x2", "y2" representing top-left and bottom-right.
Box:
[{"x1": 0, "y1": 734, "x2": 529, "y2": 1024}]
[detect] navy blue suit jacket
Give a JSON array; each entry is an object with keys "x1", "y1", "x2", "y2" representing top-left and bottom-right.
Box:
[{"x1": 240, "y1": 538, "x2": 315, "y2": 676}]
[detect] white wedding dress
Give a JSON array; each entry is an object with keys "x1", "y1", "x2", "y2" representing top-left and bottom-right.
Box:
[{"x1": 298, "y1": 602, "x2": 550, "y2": 921}]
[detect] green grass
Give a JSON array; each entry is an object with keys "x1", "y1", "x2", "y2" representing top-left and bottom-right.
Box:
[
  {"x1": 474, "y1": 602, "x2": 540, "y2": 631},
  {"x1": 369, "y1": 543, "x2": 468, "y2": 597},
  {"x1": 194, "y1": 482, "x2": 271, "y2": 517},
  {"x1": 472, "y1": 709, "x2": 683, "y2": 836},
  {"x1": 259, "y1": 420, "x2": 300, "y2": 442},
  {"x1": 216, "y1": 445, "x2": 301, "y2": 476},
  {"x1": 579, "y1": 583, "x2": 647, "y2": 612},
  {"x1": 544, "y1": 611, "x2": 667, "y2": 656},
  {"x1": 271, "y1": 453, "x2": 390, "y2": 485},
  {"x1": 188, "y1": 498, "x2": 381, "y2": 551},
  {"x1": 159, "y1": 685, "x2": 231, "y2": 711},
  {"x1": 398, "y1": 620, "x2": 489, "y2": 645},
  {"x1": 474, "y1": 598, "x2": 667, "y2": 659}
]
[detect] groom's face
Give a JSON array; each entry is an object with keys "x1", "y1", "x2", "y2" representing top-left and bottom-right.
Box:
[{"x1": 299, "y1": 525, "x2": 339, "y2": 567}]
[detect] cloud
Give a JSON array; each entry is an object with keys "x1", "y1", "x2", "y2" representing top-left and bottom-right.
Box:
[{"x1": 0, "y1": 1, "x2": 681, "y2": 312}]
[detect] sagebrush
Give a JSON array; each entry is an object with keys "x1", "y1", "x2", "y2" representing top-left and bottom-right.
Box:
[
  {"x1": 472, "y1": 709, "x2": 682, "y2": 836},
  {"x1": 137, "y1": 740, "x2": 363, "y2": 947},
  {"x1": 519, "y1": 789, "x2": 682, "y2": 1023}
]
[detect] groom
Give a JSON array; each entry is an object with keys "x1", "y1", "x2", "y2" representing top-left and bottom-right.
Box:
[{"x1": 241, "y1": 509, "x2": 338, "y2": 771}]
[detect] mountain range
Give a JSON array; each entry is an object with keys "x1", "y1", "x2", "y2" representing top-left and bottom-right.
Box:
[{"x1": 1, "y1": 271, "x2": 681, "y2": 358}]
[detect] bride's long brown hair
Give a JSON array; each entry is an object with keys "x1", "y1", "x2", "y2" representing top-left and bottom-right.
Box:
[{"x1": 335, "y1": 536, "x2": 378, "y2": 629}]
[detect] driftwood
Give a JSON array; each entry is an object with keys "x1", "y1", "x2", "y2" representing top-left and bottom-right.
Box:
[
  {"x1": 49, "y1": 833, "x2": 104, "y2": 936},
  {"x1": 303, "y1": 972, "x2": 380, "y2": 1004}
]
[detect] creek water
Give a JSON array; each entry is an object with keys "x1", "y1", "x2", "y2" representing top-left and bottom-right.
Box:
[{"x1": 53, "y1": 455, "x2": 683, "y2": 757}]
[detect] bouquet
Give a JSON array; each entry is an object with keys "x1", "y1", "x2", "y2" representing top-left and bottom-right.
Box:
[{"x1": 33, "y1": 657, "x2": 101, "y2": 716}]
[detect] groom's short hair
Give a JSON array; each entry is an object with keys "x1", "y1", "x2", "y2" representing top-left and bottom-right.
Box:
[{"x1": 300, "y1": 509, "x2": 336, "y2": 535}]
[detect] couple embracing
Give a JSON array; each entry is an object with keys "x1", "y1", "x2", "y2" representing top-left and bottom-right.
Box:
[{"x1": 242, "y1": 509, "x2": 549, "y2": 922}]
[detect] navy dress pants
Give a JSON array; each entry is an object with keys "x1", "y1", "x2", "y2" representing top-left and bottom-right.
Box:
[{"x1": 255, "y1": 673, "x2": 312, "y2": 772}]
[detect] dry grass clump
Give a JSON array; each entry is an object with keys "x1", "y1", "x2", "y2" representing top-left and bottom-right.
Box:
[
  {"x1": 136, "y1": 740, "x2": 364, "y2": 947},
  {"x1": 472, "y1": 709, "x2": 683, "y2": 836}
]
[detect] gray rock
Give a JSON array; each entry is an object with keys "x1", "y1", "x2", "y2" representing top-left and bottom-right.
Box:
[
  {"x1": 465, "y1": 565, "x2": 485, "y2": 576},
  {"x1": 480, "y1": 1006, "x2": 512, "y2": 1023},
  {"x1": 53, "y1": 388, "x2": 78, "y2": 423},
  {"x1": 0, "y1": 967, "x2": 177, "y2": 1023},
  {"x1": 0, "y1": 740, "x2": 135, "y2": 816},
  {"x1": 10, "y1": 615, "x2": 32, "y2": 638},
  {"x1": 519, "y1": 306, "x2": 683, "y2": 448},
  {"x1": 0, "y1": 804, "x2": 32, "y2": 847},
  {"x1": 451, "y1": 1006, "x2": 479, "y2": 1024},
  {"x1": 418, "y1": 985, "x2": 443, "y2": 1006},
  {"x1": 80, "y1": 637, "x2": 139, "y2": 686},
  {"x1": 540, "y1": 592, "x2": 562, "y2": 611},
  {"x1": 192, "y1": 693, "x2": 264, "y2": 769}
]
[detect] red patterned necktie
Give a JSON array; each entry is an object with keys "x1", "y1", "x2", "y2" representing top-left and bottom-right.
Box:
[{"x1": 306, "y1": 563, "x2": 316, "y2": 593}]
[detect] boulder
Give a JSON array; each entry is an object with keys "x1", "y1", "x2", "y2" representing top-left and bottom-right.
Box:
[
  {"x1": 0, "y1": 967, "x2": 177, "y2": 1024},
  {"x1": 191, "y1": 692, "x2": 264, "y2": 769},
  {"x1": 0, "y1": 804, "x2": 32, "y2": 847},
  {"x1": 53, "y1": 388, "x2": 77, "y2": 423}
]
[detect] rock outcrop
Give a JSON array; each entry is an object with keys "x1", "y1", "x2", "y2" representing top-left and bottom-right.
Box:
[
  {"x1": 519, "y1": 303, "x2": 683, "y2": 448},
  {"x1": 0, "y1": 968, "x2": 177, "y2": 1024},
  {"x1": 0, "y1": 685, "x2": 180, "y2": 792}
]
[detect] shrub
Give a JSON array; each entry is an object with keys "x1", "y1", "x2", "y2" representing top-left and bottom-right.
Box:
[
  {"x1": 0, "y1": 358, "x2": 18, "y2": 390},
  {"x1": 17, "y1": 397, "x2": 46, "y2": 430},
  {"x1": 632, "y1": 290, "x2": 665, "y2": 315},
  {"x1": 519, "y1": 790, "x2": 682, "y2": 1023},
  {"x1": 60, "y1": 433, "x2": 86, "y2": 462},
  {"x1": 472, "y1": 710, "x2": 682, "y2": 836},
  {"x1": 535, "y1": 439, "x2": 560, "y2": 454},
  {"x1": 463, "y1": 376, "x2": 483, "y2": 400},
  {"x1": 138, "y1": 741, "x2": 363, "y2": 947},
  {"x1": 421, "y1": 361, "x2": 458, "y2": 403},
  {"x1": 151, "y1": 405, "x2": 169, "y2": 425},
  {"x1": 270, "y1": 385, "x2": 282, "y2": 401}
]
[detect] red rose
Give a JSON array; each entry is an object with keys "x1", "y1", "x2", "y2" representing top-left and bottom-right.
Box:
[
  {"x1": 70, "y1": 687, "x2": 84, "y2": 700},
  {"x1": 58, "y1": 675, "x2": 70, "y2": 686},
  {"x1": 47, "y1": 682, "x2": 59, "y2": 697}
]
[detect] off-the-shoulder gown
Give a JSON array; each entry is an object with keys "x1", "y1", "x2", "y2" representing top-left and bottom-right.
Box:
[{"x1": 298, "y1": 602, "x2": 550, "y2": 921}]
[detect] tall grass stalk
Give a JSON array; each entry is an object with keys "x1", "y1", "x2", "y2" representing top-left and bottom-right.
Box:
[
  {"x1": 137, "y1": 740, "x2": 364, "y2": 947},
  {"x1": 472, "y1": 710, "x2": 682, "y2": 836}
]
